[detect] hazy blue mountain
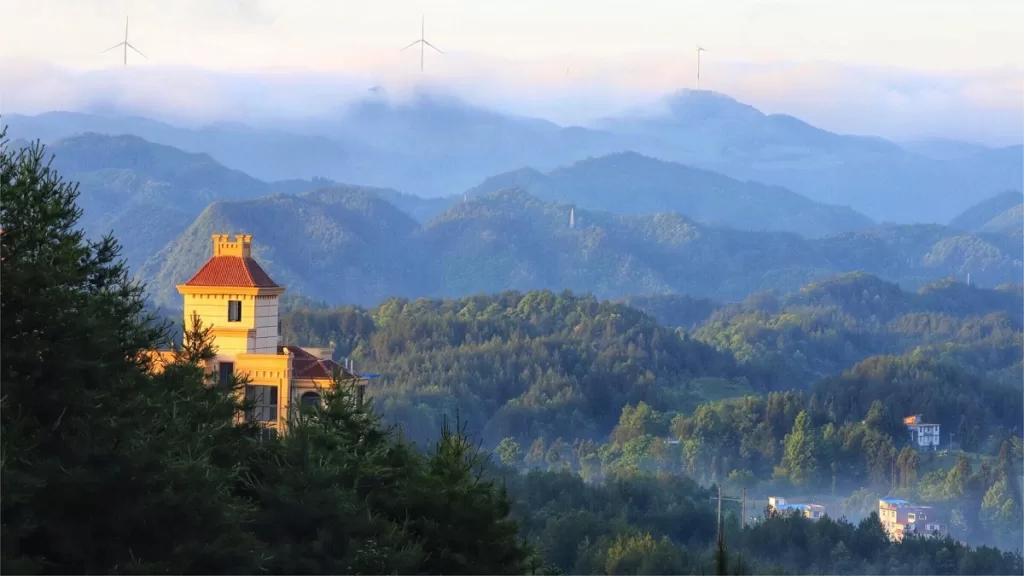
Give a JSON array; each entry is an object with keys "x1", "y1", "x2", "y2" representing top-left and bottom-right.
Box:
[
  {"x1": 4, "y1": 97, "x2": 623, "y2": 198},
  {"x1": 980, "y1": 204, "x2": 1023, "y2": 235},
  {"x1": 3, "y1": 111, "x2": 401, "y2": 188},
  {"x1": 44, "y1": 133, "x2": 271, "y2": 269},
  {"x1": 596, "y1": 91, "x2": 1024, "y2": 223},
  {"x1": 10, "y1": 90, "x2": 1022, "y2": 223},
  {"x1": 901, "y1": 138, "x2": 994, "y2": 160},
  {"x1": 464, "y1": 152, "x2": 875, "y2": 237},
  {"x1": 950, "y1": 190, "x2": 1024, "y2": 232},
  {"x1": 141, "y1": 188, "x2": 1022, "y2": 308},
  {"x1": 40, "y1": 133, "x2": 354, "y2": 270}
]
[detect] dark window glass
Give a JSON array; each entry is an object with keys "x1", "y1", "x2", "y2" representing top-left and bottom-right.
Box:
[
  {"x1": 228, "y1": 300, "x2": 242, "y2": 322},
  {"x1": 218, "y1": 361, "x2": 234, "y2": 386}
]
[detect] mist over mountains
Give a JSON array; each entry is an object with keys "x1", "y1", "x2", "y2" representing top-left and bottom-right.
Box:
[
  {"x1": 3, "y1": 87, "x2": 1020, "y2": 311},
  {"x1": 5, "y1": 89, "x2": 1021, "y2": 225}
]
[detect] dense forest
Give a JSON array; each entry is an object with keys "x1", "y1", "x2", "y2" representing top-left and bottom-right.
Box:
[
  {"x1": 4, "y1": 134, "x2": 1023, "y2": 574},
  {"x1": 278, "y1": 275, "x2": 1024, "y2": 562}
]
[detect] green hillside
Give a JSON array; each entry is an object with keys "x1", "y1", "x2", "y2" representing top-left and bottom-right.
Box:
[
  {"x1": 138, "y1": 186, "x2": 422, "y2": 306},
  {"x1": 690, "y1": 273, "x2": 1023, "y2": 388},
  {"x1": 142, "y1": 187, "x2": 1023, "y2": 308}
]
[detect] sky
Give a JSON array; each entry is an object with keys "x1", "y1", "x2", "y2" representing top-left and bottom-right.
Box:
[{"x1": 1, "y1": 0, "x2": 1022, "y2": 145}]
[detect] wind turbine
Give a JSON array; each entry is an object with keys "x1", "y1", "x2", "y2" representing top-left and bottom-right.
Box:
[
  {"x1": 102, "y1": 16, "x2": 147, "y2": 68},
  {"x1": 695, "y1": 45, "x2": 707, "y2": 90},
  {"x1": 401, "y1": 15, "x2": 443, "y2": 72}
]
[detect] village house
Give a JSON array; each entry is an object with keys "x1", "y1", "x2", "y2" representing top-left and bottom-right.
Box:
[
  {"x1": 768, "y1": 496, "x2": 827, "y2": 520},
  {"x1": 904, "y1": 414, "x2": 941, "y2": 451},
  {"x1": 879, "y1": 497, "x2": 948, "y2": 542},
  {"x1": 148, "y1": 234, "x2": 376, "y2": 435}
]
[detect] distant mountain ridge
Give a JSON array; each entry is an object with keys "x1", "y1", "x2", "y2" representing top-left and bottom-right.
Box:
[
  {"x1": 140, "y1": 186, "x2": 1023, "y2": 309},
  {"x1": 7, "y1": 89, "x2": 1021, "y2": 224},
  {"x1": 464, "y1": 151, "x2": 874, "y2": 238},
  {"x1": 949, "y1": 190, "x2": 1024, "y2": 235},
  {"x1": 34, "y1": 133, "x2": 882, "y2": 273}
]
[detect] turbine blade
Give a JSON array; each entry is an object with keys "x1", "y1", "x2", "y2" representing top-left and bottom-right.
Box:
[
  {"x1": 423, "y1": 40, "x2": 443, "y2": 54},
  {"x1": 126, "y1": 42, "x2": 148, "y2": 58},
  {"x1": 101, "y1": 42, "x2": 125, "y2": 54},
  {"x1": 400, "y1": 39, "x2": 421, "y2": 51}
]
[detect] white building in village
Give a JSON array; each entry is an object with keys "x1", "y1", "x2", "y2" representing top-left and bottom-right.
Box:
[{"x1": 904, "y1": 414, "x2": 940, "y2": 451}]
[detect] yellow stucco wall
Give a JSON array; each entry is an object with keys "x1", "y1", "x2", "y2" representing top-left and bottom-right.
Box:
[{"x1": 235, "y1": 351, "x2": 293, "y2": 428}]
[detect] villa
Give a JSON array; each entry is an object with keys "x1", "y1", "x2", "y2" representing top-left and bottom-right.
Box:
[{"x1": 149, "y1": 234, "x2": 376, "y2": 434}]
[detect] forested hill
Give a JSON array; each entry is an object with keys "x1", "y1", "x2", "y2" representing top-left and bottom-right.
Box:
[
  {"x1": 630, "y1": 273, "x2": 1023, "y2": 388},
  {"x1": 280, "y1": 275, "x2": 1022, "y2": 446},
  {"x1": 142, "y1": 187, "x2": 1022, "y2": 308},
  {"x1": 284, "y1": 290, "x2": 754, "y2": 444}
]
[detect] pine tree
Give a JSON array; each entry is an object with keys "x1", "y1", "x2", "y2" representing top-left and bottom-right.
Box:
[
  {"x1": 0, "y1": 133, "x2": 263, "y2": 573},
  {"x1": 782, "y1": 410, "x2": 820, "y2": 486}
]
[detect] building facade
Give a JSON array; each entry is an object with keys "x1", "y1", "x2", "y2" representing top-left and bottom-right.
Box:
[
  {"x1": 879, "y1": 498, "x2": 948, "y2": 542},
  {"x1": 149, "y1": 234, "x2": 373, "y2": 434},
  {"x1": 904, "y1": 414, "x2": 941, "y2": 451},
  {"x1": 768, "y1": 497, "x2": 826, "y2": 520}
]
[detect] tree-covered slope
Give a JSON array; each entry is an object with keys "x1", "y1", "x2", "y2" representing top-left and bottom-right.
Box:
[
  {"x1": 689, "y1": 274, "x2": 1023, "y2": 388},
  {"x1": 282, "y1": 290, "x2": 759, "y2": 445},
  {"x1": 143, "y1": 188, "x2": 1023, "y2": 308},
  {"x1": 138, "y1": 186, "x2": 422, "y2": 306}
]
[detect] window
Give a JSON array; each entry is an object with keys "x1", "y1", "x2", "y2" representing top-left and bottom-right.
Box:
[
  {"x1": 278, "y1": 319, "x2": 282, "y2": 335},
  {"x1": 218, "y1": 362, "x2": 234, "y2": 387},
  {"x1": 245, "y1": 385, "x2": 279, "y2": 422},
  {"x1": 228, "y1": 300, "x2": 242, "y2": 322},
  {"x1": 301, "y1": 391, "x2": 322, "y2": 409}
]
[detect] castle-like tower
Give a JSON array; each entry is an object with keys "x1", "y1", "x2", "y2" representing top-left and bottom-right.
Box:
[{"x1": 154, "y1": 234, "x2": 369, "y2": 434}]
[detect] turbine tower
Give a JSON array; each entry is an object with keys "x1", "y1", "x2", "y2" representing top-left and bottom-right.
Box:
[
  {"x1": 102, "y1": 16, "x2": 147, "y2": 68},
  {"x1": 401, "y1": 15, "x2": 443, "y2": 72},
  {"x1": 695, "y1": 45, "x2": 707, "y2": 90}
]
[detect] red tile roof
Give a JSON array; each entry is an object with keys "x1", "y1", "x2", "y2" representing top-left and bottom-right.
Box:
[
  {"x1": 183, "y1": 256, "x2": 279, "y2": 288},
  {"x1": 281, "y1": 345, "x2": 358, "y2": 381}
]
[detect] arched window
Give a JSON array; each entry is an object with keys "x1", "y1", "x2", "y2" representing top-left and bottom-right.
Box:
[{"x1": 300, "y1": 391, "x2": 322, "y2": 409}]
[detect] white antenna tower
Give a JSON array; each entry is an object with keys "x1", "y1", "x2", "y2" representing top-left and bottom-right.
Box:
[
  {"x1": 102, "y1": 16, "x2": 147, "y2": 68},
  {"x1": 569, "y1": 207, "x2": 576, "y2": 229},
  {"x1": 401, "y1": 15, "x2": 444, "y2": 72},
  {"x1": 696, "y1": 45, "x2": 707, "y2": 90}
]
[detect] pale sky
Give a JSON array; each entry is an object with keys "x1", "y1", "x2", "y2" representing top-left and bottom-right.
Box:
[{"x1": 1, "y1": 0, "x2": 1022, "y2": 144}]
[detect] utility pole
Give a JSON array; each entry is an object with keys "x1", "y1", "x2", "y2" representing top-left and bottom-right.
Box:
[
  {"x1": 711, "y1": 488, "x2": 754, "y2": 530},
  {"x1": 717, "y1": 484, "x2": 723, "y2": 534},
  {"x1": 741, "y1": 488, "x2": 746, "y2": 529}
]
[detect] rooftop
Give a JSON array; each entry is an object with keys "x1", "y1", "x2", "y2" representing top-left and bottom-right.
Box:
[
  {"x1": 182, "y1": 234, "x2": 279, "y2": 288},
  {"x1": 283, "y1": 345, "x2": 352, "y2": 381}
]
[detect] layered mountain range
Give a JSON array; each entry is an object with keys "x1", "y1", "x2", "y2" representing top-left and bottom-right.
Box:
[{"x1": 6, "y1": 89, "x2": 1021, "y2": 223}]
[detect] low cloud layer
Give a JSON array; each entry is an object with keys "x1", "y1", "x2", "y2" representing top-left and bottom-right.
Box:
[{"x1": 1, "y1": 55, "x2": 1021, "y2": 146}]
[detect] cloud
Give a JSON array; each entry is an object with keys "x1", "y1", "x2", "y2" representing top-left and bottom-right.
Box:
[{"x1": 1, "y1": 55, "x2": 1020, "y2": 146}]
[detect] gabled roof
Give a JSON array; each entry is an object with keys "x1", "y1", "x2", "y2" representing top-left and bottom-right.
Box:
[
  {"x1": 281, "y1": 345, "x2": 357, "y2": 381},
  {"x1": 184, "y1": 256, "x2": 279, "y2": 288}
]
